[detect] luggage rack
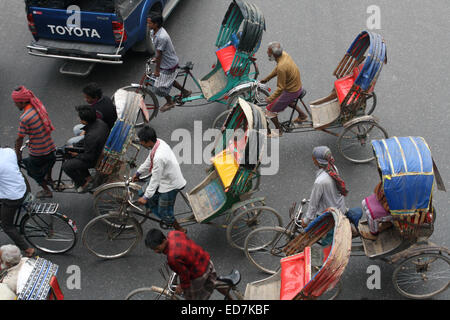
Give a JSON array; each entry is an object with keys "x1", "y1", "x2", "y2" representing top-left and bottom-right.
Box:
[{"x1": 30, "y1": 202, "x2": 59, "y2": 215}]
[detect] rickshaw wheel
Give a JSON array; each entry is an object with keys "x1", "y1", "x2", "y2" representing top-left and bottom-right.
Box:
[
  {"x1": 244, "y1": 226, "x2": 294, "y2": 274},
  {"x1": 20, "y1": 212, "x2": 77, "y2": 254},
  {"x1": 337, "y1": 120, "x2": 388, "y2": 163},
  {"x1": 227, "y1": 86, "x2": 270, "y2": 110},
  {"x1": 392, "y1": 252, "x2": 450, "y2": 299},
  {"x1": 125, "y1": 287, "x2": 179, "y2": 300},
  {"x1": 365, "y1": 92, "x2": 377, "y2": 115},
  {"x1": 114, "y1": 85, "x2": 159, "y2": 127},
  {"x1": 94, "y1": 184, "x2": 149, "y2": 227},
  {"x1": 226, "y1": 206, "x2": 283, "y2": 251},
  {"x1": 212, "y1": 109, "x2": 231, "y2": 131},
  {"x1": 82, "y1": 213, "x2": 142, "y2": 259}
]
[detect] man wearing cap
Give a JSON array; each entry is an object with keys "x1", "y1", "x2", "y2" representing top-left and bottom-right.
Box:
[{"x1": 12, "y1": 86, "x2": 56, "y2": 198}]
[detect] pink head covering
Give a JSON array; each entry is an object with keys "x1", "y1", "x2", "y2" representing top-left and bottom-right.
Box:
[{"x1": 12, "y1": 86, "x2": 54, "y2": 134}]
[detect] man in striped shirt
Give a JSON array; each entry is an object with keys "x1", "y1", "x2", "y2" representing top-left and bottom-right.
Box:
[{"x1": 12, "y1": 86, "x2": 56, "y2": 199}]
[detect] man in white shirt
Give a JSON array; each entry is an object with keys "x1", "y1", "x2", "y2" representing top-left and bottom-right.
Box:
[
  {"x1": 0, "y1": 148, "x2": 35, "y2": 257},
  {"x1": 132, "y1": 126, "x2": 187, "y2": 232}
]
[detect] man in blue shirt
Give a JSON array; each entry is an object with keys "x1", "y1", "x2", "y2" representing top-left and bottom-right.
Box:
[{"x1": 0, "y1": 147, "x2": 35, "y2": 257}]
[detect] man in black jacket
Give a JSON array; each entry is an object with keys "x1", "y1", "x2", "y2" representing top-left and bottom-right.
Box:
[
  {"x1": 62, "y1": 106, "x2": 109, "y2": 193},
  {"x1": 67, "y1": 83, "x2": 117, "y2": 146},
  {"x1": 83, "y1": 82, "x2": 117, "y2": 130}
]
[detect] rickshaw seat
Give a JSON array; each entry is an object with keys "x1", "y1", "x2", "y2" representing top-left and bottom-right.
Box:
[
  {"x1": 217, "y1": 269, "x2": 241, "y2": 286},
  {"x1": 334, "y1": 65, "x2": 363, "y2": 104},
  {"x1": 280, "y1": 247, "x2": 312, "y2": 300},
  {"x1": 216, "y1": 43, "x2": 237, "y2": 75}
]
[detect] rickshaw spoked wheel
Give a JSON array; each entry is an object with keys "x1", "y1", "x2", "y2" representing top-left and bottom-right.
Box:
[
  {"x1": 244, "y1": 226, "x2": 294, "y2": 274},
  {"x1": 365, "y1": 92, "x2": 377, "y2": 115},
  {"x1": 213, "y1": 86, "x2": 270, "y2": 130},
  {"x1": 337, "y1": 120, "x2": 388, "y2": 163},
  {"x1": 392, "y1": 252, "x2": 450, "y2": 299},
  {"x1": 93, "y1": 184, "x2": 149, "y2": 227},
  {"x1": 82, "y1": 213, "x2": 142, "y2": 259},
  {"x1": 114, "y1": 85, "x2": 159, "y2": 127},
  {"x1": 226, "y1": 206, "x2": 283, "y2": 251}
]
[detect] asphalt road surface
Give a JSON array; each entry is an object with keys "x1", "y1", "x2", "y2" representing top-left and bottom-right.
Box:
[{"x1": 0, "y1": 0, "x2": 449, "y2": 301}]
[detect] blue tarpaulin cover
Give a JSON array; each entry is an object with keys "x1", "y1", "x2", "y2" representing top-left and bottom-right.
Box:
[{"x1": 372, "y1": 137, "x2": 434, "y2": 215}]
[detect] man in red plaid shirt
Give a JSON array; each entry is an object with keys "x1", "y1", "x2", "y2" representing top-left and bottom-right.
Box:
[{"x1": 145, "y1": 228, "x2": 217, "y2": 300}]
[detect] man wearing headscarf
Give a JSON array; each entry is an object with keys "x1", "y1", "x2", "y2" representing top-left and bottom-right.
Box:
[
  {"x1": 12, "y1": 86, "x2": 56, "y2": 198},
  {"x1": 301, "y1": 146, "x2": 349, "y2": 227}
]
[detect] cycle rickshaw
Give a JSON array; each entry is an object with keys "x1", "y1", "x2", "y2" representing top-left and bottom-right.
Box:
[
  {"x1": 244, "y1": 136, "x2": 449, "y2": 299},
  {"x1": 117, "y1": 0, "x2": 266, "y2": 125},
  {"x1": 125, "y1": 206, "x2": 351, "y2": 300},
  {"x1": 82, "y1": 98, "x2": 283, "y2": 259},
  {"x1": 213, "y1": 30, "x2": 389, "y2": 164}
]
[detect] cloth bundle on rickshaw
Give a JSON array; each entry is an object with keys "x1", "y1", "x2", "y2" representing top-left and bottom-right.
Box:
[
  {"x1": 96, "y1": 90, "x2": 144, "y2": 175},
  {"x1": 371, "y1": 136, "x2": 445, "y2": 239}
]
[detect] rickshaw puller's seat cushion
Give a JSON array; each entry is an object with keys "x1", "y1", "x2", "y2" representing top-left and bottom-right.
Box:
[
  {"x1": 280, "y1": 247, "x2": 312, "y2": 300},
  {"x1": 216, "y1": 44, "x2": 237, "y2": 75}
]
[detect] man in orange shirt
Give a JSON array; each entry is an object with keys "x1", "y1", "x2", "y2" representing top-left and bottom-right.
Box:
[{"x1": 12, "y1": 86, "x2": 56, "y2": 198}]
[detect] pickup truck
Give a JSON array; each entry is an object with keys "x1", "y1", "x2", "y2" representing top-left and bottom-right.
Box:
[{"x1": 25, "y1": 0, "x2": 180, "y2": 75}]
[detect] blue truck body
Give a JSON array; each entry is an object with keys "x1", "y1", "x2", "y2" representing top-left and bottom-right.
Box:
[{"x1": 25, "y1": 0, "x2": 179, "y2": 65}]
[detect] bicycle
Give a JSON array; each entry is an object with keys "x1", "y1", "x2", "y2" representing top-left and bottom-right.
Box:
[
  {"x1": 1, "y1": 192, "x2": 77, "y2": 254},
  {"x1": 82, "y1": 174, "x2": 281, "y2": 259},
  {"x1": 125, "y1": 263, "x2": 244, "y2": 300}
]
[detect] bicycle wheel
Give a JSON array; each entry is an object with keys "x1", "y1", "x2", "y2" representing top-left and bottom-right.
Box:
[
  {"x1": 20, "y1": 212, "x2": 77, "y2": 254},
  {"x1": 82, "y1": 213, "x2": 141, "y2": 259},
  {"x1": 392, "y1": 252, "x2": 450, "y2": 299},
  {"x1": 247, "y1": 59, "x2": 260, "y2": 81},
  {"x1": 227, "y1": 86, "x2": 269, "y2": 110},
  {"x1": 244, "y1": 226, "x2": 293, "y2": 274},
  {"x1": 212, "y1": 109, "x2": 231, "y2": 131},
  {"x1": 227, "y1": 206, "x2": 283, "y2": 251},
  {"x1": 125, "y1": 286, "x2": 180, "y2": 300},
  {"x1": 337, "y1": 120, "x2": 388, "y2": 163},
  {"x1": 365, "y1": 92, "x2": 377, "y2": 115},
  {"x1": 115, "y1": 85, "x2": 159, "y2": 126},
  {"x1": 94, "y1": 184, "x2": 148, "y2": 226}
]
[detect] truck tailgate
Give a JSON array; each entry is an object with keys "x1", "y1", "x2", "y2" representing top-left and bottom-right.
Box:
[{"x1": 29, "y1": 7, "x2": 118, "y2": 45}]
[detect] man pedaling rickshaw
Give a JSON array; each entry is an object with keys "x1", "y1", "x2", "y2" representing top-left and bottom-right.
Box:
[{"x1": 260, "y1": 42, "x2": 308, "y2": 137}]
